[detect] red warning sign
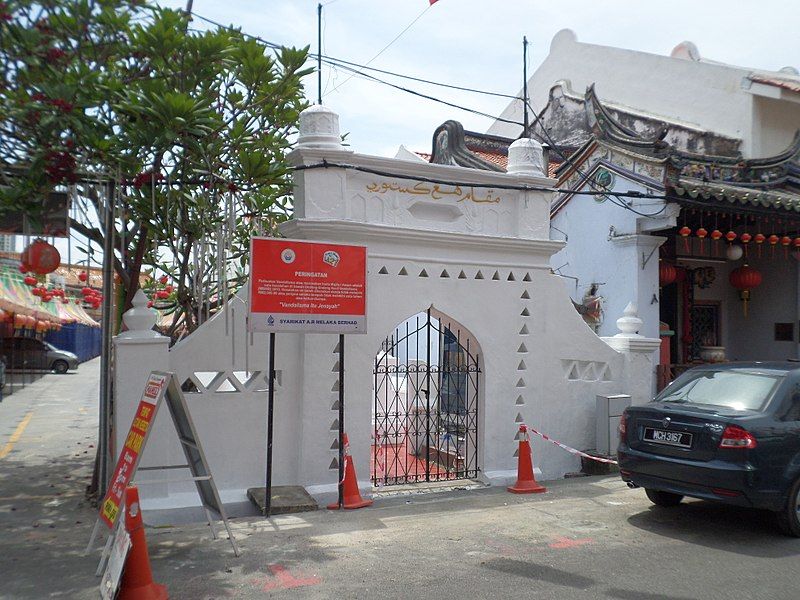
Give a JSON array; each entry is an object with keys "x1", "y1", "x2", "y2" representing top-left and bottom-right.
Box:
[
  {"x1": 249, "y1": 238, "x2": 367, "y2": 334},
  {"x1": 98, "y1": 373, "x2": 167, "y2": 528}
]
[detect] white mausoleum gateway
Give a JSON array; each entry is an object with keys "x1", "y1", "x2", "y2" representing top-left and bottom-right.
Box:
[{"x1": 113, "y1": 105, "x2": 659, "y2": 515}]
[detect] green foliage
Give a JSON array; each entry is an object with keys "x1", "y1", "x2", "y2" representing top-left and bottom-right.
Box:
[{"x1": 0, "y1": 0, "x2": 311, "y2": 336}]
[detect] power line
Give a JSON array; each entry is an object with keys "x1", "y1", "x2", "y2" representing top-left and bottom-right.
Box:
[
  {"x1": 190, "y1": 12, "x2": 671, "y2": 211},
  {"x1": 190, "y1": 12, "x2": 515, "y2": 99},
  {"x1": 324, "y1": 3, "x2": 433, "y2": 97}
]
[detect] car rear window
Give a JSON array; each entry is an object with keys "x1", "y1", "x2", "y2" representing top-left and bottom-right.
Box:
[{"x1": 656, "y1": 370, "x2": 782, "y2": 411}]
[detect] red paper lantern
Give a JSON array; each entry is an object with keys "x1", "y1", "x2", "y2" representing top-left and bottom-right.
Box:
[
  {"x1": 781, "y1": 236, "x2": 791, "y2": 246},
  {"x1": 730, "y1": 264, "x2": 763, "y2": 318},
  {"x1": 20, "y1": 238, "x2": 61, "y2": 275},
  {"x1": 23, "y1": 276, "x2": 37, "y2": 286},
  {"x1": 164, "y1": 285, "x2": 174, "y2": 294},
  {"x1": 78, "y1": 271, "x2": 88, "y2": 282},
  {"x1": 81, "y1": 286, "x2": 93, "y2": 296},
  {"x1": 31, "y1": 286, "x2": 43, "y2": 297},
  {"x1": 710, "y1": 229, "x2": 723, "y2": 240},
  {"x1": 659, "y1": 262, "x2": 677, "y2": 287},
  {"x1": 156, "y1": 290, "x2": 169, "y2": 300},
  {"x1": 42, "y1": 294, "x2": 52, "y2": 302},
  {"x1": 725, "y1": 231, "x2": 737, "y2": 243},
  {"x1": 754, "y1": 233, "x2": 765, "y2": 244},
  {"x1": 769, "y1": 234, "x2": 779, "y2": 245},
  {"x1": 794, "y1": 237, "x2": 800, "y2": 248},
  {"x1": 740, "y1": 233, "x2": 752, "y2": 244}
]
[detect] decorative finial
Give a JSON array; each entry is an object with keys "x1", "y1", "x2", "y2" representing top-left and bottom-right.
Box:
[
  {"x1": 119, "y1": 289, "x2": 161, "y2": 339},
  {"x1": 615, "y1": 302, "x2": 643, "y2": 337},
  {"x1": 507, "y1": 138, "x2": 545, "y2": 177},
  {"x1": 297, "y1": 105, "x2": 345, "y2": 150}
]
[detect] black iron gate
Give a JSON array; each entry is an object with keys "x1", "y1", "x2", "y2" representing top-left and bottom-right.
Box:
[{"x1": 372, "y1": 309, "x2": 480, "y2": 486}]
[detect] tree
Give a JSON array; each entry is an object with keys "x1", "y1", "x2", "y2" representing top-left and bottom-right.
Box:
[{"x1": 1, "y1": 1, "x2": 311, "y2": 338}]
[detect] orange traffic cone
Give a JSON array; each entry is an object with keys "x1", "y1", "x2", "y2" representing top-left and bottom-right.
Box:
[
  {"x1": 508, "y1": 424, "x2": 547, "y2": 494},
  {"x1": 118, "y1": 486, "x2": 168, "y2": 600},
  {"x1": 327, "y1": 433, "x2": 373, "y2": 510}
]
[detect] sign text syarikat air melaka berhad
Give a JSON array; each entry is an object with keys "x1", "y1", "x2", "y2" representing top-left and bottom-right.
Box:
[{"x1": 248, "y1": 238, "x2": 367, "y2": 334}]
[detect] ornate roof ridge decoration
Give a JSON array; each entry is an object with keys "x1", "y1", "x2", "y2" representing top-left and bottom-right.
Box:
[
  {"x1": 584, "y1": 84, "x2": 670, "y2": 154},
  {"x1": 429, "y1": 120, "x2": 505, "y2": 172},
  {"x1": 672, "y1": 131, "x2": 800, "y2": 194},
  {"x1": 671, "y1": 177, "x2": 800, "y2": 213}
]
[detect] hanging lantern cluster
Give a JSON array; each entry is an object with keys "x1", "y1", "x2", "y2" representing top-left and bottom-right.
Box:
[
  {"x1": 729, "y1": 264, "x2": 763, "y2": 318},
  {"x1": 146, "y1": 274, "x2": 175, "y2": 308},
  {"x1": 81, "y1": 286, "x2": 103, "y2": 310},
  {"x1": 676, "y1": 211, "x2": 800, "y2": 262},
  {"x1": 19, "y1": 238, "x2": 61, "y2": 275}
]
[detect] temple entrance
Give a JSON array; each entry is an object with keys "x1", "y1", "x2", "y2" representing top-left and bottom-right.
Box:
[{"x1": 371, "y1": 308, "x2": 480, "y2": 486}]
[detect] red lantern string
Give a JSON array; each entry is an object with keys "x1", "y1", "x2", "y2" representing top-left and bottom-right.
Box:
[
  {"x1": 679, "y1": 225, "x2": 692, "y2": 253},
  {"x1": 740, "y1": 232, "x2": 751, "y2": 258}
]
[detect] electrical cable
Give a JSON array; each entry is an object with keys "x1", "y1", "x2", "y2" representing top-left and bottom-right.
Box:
[
  {"x1": 522, "y1": 99, "x2": 668, "y2": 218},
  {"x1": 324, "y1": 3, "x2": 433, "y2": 97},
  {"x1": 291, "y1": 160, "x2": 670, "y2": 199},
  {"x1": 191, "y1": 12, "x2": 515, "y2": 99}
]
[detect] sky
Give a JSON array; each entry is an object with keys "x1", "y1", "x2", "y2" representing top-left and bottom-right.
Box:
[{"x1": 161, "y1": 0, "x2": 800, "y2": 158}]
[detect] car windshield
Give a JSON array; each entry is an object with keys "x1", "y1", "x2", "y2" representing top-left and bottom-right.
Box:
[
  {"x1": 45, "y1": 342, "x2": 56, "y2": 351},
  {"x1": 655, "y1": 369, "x2": 782, "y2": 411}
]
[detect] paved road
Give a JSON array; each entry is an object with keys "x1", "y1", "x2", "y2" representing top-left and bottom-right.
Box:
[{"x1": 1, "y1": 361, "x2": 799, "y2": 599}]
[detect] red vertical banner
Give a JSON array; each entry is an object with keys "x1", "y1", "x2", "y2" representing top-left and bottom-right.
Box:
[{"x1": 98, "y1": 374, "x2": 167, "y2": 528}]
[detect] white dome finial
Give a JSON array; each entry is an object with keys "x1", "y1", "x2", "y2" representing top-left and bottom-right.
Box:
[
  {"x1": 297, "y1": 105, "x2": 345, "y2": 150},
  {"x1": 507, "y1": 138, "x2": 545, "y2": 177}
]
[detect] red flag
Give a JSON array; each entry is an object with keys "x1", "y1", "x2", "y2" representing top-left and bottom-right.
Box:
[{"x1": 429, "y1": 0, "x2": 438, "y2": 4}]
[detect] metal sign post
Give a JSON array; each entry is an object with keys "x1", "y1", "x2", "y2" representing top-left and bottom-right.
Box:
[
  {"x1": 265, "y1": 332, "x2": 276, "y2": 517},
  {"x1": 248, "y1": 237, "x2": 368, "y2": 517},
  {"x1": 337, "y1": 333, "x2": 345, "y2": 509}
]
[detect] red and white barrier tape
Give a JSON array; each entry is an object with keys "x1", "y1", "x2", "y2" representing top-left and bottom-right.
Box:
[{"x1": 526, "y1": 426, "x2": 619, "y2": 465}]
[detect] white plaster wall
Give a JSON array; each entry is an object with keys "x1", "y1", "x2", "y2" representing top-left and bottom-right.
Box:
[
  {"x1": 489, "y1": 30, "x2": 800, "y2": 160},
  {"x1": 550, "y1": 175, "x2": 662, "y2": 339},
  {"x1": 113, "y1": 130, "x2": 662, "y2": 512},
  {"x1": 489, "y1": 29, "x2": 753, "y2": 147},
  {"x1": 751, "y1": 96, "x2": 800, "y2": 157}
]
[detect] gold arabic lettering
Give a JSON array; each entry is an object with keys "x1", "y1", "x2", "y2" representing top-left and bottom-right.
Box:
[{"x1": 365, "y1": 181, "x2": 501, "y2": 204}]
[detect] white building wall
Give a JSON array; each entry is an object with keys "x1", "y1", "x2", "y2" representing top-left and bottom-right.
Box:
[
  {"x1": 489, "y1": 29, "x2": 800, "y2": 159},
  {"x1": 550, "y1": 175, "x2": 662, "y2": 339},
  {"x1": 751, "y1": 95, "x2": 800, "y2": 157}
]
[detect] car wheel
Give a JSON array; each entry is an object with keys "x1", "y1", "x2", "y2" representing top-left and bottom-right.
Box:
[
  {"x1": 776, "y1": 477, "x2": 800, "y2": 537},
  {"x1": 52, "y1": 360, "x2": 69, "y2": 374},
  {"x1": 645, "y1": 488, "x2": 684, "y2": 507}
]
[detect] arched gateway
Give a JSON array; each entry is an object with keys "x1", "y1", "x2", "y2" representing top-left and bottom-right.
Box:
[
  {"x1": 112, "y1": 105, "x2": 660, "y2": 513},
  {"x1": 372, "y1": 309, "x2": 481, "y2": 486}
]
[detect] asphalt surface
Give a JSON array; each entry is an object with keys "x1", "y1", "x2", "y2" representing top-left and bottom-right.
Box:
[{"x1": 2, "y1": 360, "x2": 800, "y2": 599}]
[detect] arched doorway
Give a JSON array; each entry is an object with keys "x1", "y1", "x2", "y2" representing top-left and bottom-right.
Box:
[{"x1": 371, "y1": 308, "x2": 481, "y2": 486}]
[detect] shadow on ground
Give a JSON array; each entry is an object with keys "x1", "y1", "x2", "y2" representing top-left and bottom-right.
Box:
[{"x1": 627, "y1": 499, "x2": 800, "y2": 558}]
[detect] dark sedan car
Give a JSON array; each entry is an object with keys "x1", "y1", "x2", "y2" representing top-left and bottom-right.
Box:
[
  {"x1": 0, "y1": 337, "x2": 79, "y2": 374},
  {"x1": 618, "y1": 362, "x2": 800, "y2": 536}
]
